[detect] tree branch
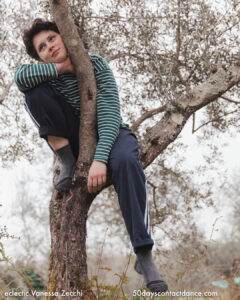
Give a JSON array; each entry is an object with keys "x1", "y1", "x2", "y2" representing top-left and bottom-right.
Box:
[
  {"x1": 174, "y1": 0, "x2": 190, "y2": 91},
  {"x1": 83, "y1": 14, "x2": 167, "y2": 21},
  {"x1": 131, "y1": 104, "x2": 167, "y2": 132},
  {"x1": 176, "y1": 0, "x2": 181, "y2": 61},
  {"x1": 108, "y1": 51, "x2": 144, "y2": 62},
  {"x1": 138, "y1": 65, "x2": 240, "y2": 169},
  {"x1": 216, "y1": 20, "x2": 239, "y2": 39}
]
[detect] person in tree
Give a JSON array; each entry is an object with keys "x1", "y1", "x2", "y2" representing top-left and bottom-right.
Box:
[{"x1": 14, "y1": 18, "x2": 168, "y2": 293}]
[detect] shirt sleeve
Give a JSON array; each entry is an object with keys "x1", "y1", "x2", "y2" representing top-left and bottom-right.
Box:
[
  {"x1": 14, "y1": 63, "x2": 58, "y2": 92},
  {"x1": 92, "y1": 55, "x2": 121, "y2": 163}
]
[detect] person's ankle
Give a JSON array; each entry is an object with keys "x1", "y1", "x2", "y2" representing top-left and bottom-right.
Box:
[{"x1": 135, "y1": 250, "x2": 168, "y2": 293}]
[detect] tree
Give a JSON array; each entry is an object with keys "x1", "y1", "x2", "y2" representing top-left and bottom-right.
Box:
[
  {"x1": 42, "y1": 0, "x2": 240, "y2": 297},
  {"x1": 1, "y1": 0, "x2": 240, "y2": 298}
]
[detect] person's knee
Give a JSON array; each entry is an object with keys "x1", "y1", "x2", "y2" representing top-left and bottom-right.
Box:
[
  {"x1": 111, "y1": 151, "x2": 138, "y2": 171},
  {"x1": 25, "y1": 83, "x2": 53, "y2": 105}
]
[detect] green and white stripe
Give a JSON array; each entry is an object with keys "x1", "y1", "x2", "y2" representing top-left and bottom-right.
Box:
[
  {"x1": 14, "y1": 62, "x2": 58, "y2": 91},
  {"x1": 14, "y1": 54, "x2": 128, "y2": 163}
]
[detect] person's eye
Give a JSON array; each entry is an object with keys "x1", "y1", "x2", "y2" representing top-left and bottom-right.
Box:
[
  {"x1": 49, "y1": 36, "x2": 55, "y2": 41},
  {"x1": 39, "y1": 44, "x2": 45, "y2": 51}
]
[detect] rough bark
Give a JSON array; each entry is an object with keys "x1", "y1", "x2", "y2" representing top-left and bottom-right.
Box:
[
  {"x1": 138, "y1": 65, "x2": 240, "y2": 169},
  {"x1": 47, "y1": 0, "x2": 97, "y2": 299},
  {"x1": 46, "y1": 1, "x2": 240, "y2": 298}
]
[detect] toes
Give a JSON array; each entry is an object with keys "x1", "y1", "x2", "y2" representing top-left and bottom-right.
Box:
[
  {"x1": 56, "y1": 177, "x2": 72, "y2": 192},
  {"x1": 147, "y1": 280, "x2": 168, "y2": 293}
]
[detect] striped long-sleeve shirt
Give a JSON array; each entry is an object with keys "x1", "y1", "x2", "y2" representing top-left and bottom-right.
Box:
[{"x1": 14, "y1": 54, "x2": 128, "y2": 163}]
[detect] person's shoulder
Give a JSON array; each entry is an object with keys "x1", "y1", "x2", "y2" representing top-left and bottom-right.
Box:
[
  {"x1": 90, "y1": 54, "x2": 110, "y2": 72},
  {"x1": 90, "y1": 53, "x2": 104, "y2": 61},
  {"x1": 14, "y1": 64, "x2": 27, "y2": 73},
  {"x1": 14, "y1": 64, "x2": 29, "y2": 82}
]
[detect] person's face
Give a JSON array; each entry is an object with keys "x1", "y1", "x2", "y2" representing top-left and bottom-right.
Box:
[{"x1": 33, "y1": 30, "x2": 68, "y2": 63}]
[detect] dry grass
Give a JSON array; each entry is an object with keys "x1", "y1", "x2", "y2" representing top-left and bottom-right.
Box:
[{"x1": 86, "y1": 238, "x2": 240, "y2": 299}]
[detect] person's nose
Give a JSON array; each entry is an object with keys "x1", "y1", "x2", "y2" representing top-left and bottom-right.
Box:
[
  {"x1": 48, "y1": 43, "x2": 55, "y2": 54},
  {"x1": 49, "y1": 44, "x2": 54, "y2": 53}
]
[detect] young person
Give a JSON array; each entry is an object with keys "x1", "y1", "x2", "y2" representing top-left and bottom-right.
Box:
[{"x1": 14, "y1": 18, "x2": 168, "y2": 292}]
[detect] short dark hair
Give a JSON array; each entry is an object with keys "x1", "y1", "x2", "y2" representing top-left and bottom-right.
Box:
[{"x1": 23, "y1": 18, "x2": 59, "y2": 61}]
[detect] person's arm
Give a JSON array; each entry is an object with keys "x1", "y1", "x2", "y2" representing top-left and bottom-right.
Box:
[
  {"x1": 88, "y1": 55, "x2": 122, "y2": 193},
  {"x1": 14, "y1": 58, "x2": 74, "y2": 92},
  {"x1": 93, "y1": 55, "x2": 121, "y2": 163},
  {"x1": 14, "y1": 63, "x2": 58, "y2": 92}
]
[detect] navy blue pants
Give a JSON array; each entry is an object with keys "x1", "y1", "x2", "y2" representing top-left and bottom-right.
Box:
[{"x1": 24, "y1": 82, "x2": 154, "y2": 253}]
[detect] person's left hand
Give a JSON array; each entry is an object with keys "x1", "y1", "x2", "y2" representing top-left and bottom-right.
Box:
[{"x1": 88, "y1": 161, "x2": 107, "y2": 193}]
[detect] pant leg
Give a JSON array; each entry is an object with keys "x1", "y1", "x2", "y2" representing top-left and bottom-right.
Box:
[
  {"x1": 24, "y1": 82, "x2": 80, "y2": 159},
  {"x1": 108, "y1": 127, "x2": 154, "y2": 253}
]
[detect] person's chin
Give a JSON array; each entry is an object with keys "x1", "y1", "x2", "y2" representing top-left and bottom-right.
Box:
[{"x1": 56, "y1": 55, "x2": 68, "y2": 64}]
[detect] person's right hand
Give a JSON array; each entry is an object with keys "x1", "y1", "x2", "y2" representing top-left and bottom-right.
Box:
[{"x1": 56, "y1": 57, "x2": 75, "y2": 74}]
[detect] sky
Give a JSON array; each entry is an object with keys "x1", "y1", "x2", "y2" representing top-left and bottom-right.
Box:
[{"x1": 182, "y1": 121, "x2": 240, "y2": 241}]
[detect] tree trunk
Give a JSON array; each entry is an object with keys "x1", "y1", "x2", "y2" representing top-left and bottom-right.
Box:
[
  {"x1": 46, "y1": 173, "x2": 96, "y2": 299},
  {"x1": 46, "y1": 0, "x2": 97, "y2": 298},
  {"x1": 46, "y1": 1, "x2": 240, "y2": 298}
]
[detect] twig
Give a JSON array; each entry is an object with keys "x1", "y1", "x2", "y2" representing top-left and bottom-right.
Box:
[
  {"x1": 83, "y1": 15, "x2": 167, "y2": 21},
  {"x1": 192, "y1": 113, "x2": 196, "y2": 134},
  {"x1": 174, "y1": 0, "x2": 190, "y2": 91},
  {"x1": 210, "y1": 216, "x2": 223, "y2": 241},
  {"x1": 96, "y1": 227, "x2": 108, "y2": 279},
  {"x1": 113, "y1": 252, "x2": 131, "y2": 300},
  {"x1": 220, "y1": 95, "x2": 240, "y2": 104},
  {"x1": 176, "y1": 0, "x2": 181, "y2": 62},
  {"x1": 192, "y1": 109, "x2": 238, "y2": 134},
  {"x1": 215, "y1": 20, "x2": 239, "y2": 39},
  {"x1": 109, "y1": 52, "x2": 144, "y2": 62},
  {"x1": 147, "y1": 180, "x2": 157, "y2": 214}
]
